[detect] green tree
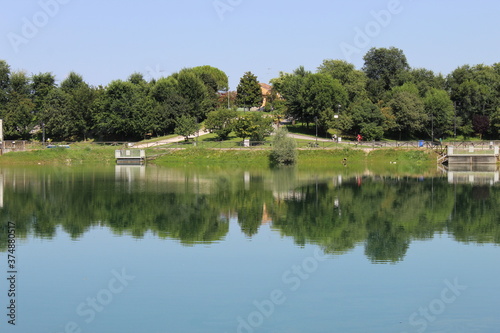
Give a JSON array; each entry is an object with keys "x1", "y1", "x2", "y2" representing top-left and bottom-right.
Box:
[
  {"x1": 317, "y1": 59, "x2": 368, "y2": 103},
  {"x1": 41, "y1": 88, "x2": 73, "y2": 141},
  {"x1": 150, "y1": 76, "x2": 189, "y2": 135},
  {"x1": 205, "y1": 108, "x2": 237, "y2": 140},
  {"x1": 388, "y1": 91, "x2": 426, "y2": 139},
  {"x1": 31, "y1": 72, "x2": 56, "y2": 138},
  {"x1": 363, "y1": 47, "x2": 410, "y2": 100},
  {"x1": 176, "y1": 70, "x2": 211, "y2": 120},
  {"x1": 270, "y1": 127, "x2": 297, "y2": 166},
  {"x1": 423, "y1": 88, "x2": 454, "y2": 140},
  {"x1": 233, "y1": 113, "x2": 273, "y2": 142},
  {"x1": 273, "y1": 70, "x2": 307, "y2": 121},
  {"x1": 301, "y1": 73, "x2": 348, "y2": 127},
  {"x1": 0, "y1": 60, "x2": 10, "y2": 109},
  {"x1": 447, "y1": 64, "x2": 500, "y2": 137},
  {"x1": 174, "y1": 115, "x2": 200, "y2": 141},
  {"x1": 61, "y1": 72, "x2": 96, "y2": 140},
  {"x1": 407, "y1": 68, "x2": 445, "y2": 97},
  {"x1": 236, "y1": 72, "x2": 263, "y2": 110},
  {"x1": 3, "y1": 71, "x2": 34, "y2": 139},
  {"x1": 189, "y1": 65, "x2": 229, "y2": 92},
  {"x1": 93, "y1": 80, "x2": 154, "y2": 140},
  {"x1": 348, "y1": 99, "x2": 385, "y2": 140}
]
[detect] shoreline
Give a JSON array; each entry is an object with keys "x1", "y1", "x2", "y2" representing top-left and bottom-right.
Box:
[{"x1": 0, "y1": 145, "x2": 438, "y2": 169}]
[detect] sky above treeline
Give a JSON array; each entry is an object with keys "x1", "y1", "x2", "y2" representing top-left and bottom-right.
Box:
[{"x1": 1, "y1": 0, "x2": 499, "y2": 89}]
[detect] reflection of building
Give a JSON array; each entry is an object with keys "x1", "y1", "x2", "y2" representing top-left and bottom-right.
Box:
[{"x1": 444, "y1": 164, "x2": 500, "y2": 185}]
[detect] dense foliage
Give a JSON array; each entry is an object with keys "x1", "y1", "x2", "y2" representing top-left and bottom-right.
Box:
[
  {"x1": 272, "y1": 47, "x2": 500, "y2": 140},
  {"x1": 0, "y1": 64, "x2": 228, "y2": 141},
  {"x1": 1, "y1": 46, "x2": 500, "y2": 141}
]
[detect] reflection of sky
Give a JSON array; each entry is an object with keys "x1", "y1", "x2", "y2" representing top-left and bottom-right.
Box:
[{"x1": 1, "y1": 223, "x2": 499, "y2": 333}]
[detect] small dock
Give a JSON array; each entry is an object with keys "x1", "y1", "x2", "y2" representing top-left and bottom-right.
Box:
[{"x1": 115, "y1": 149, "x2": 146, "y2": 165}]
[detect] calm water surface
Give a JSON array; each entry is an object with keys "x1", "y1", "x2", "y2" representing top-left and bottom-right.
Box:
[{"x1": 0, "y1": 165, "x2": 499, "y2": 333}]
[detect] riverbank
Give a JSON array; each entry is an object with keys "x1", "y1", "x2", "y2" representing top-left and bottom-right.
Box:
[
  {"x1": 154, "y1": 147, "x2": 436, "y2": 171},
  {"x1": 0, "y1": 144, "x2": 437, "y2": 170},
  {"x1": 0, "y1": 144, "x2": 118, "y2": 165}
]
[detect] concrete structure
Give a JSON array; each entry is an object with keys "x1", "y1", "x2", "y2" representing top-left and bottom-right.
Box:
[
  {"x1": 445, "y1": 145, "x2": 499, "y2": 165},
  {"x1": 115, "y1": 149, "x2": 146, "y2": 164},
  {"x1": 0, "y1": 141, "x2": 27, "y2": 155}
]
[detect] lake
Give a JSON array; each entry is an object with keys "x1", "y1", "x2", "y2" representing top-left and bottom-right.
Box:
[{"x1": 0, "y1": 164, "x2": 499, "y2": 333}]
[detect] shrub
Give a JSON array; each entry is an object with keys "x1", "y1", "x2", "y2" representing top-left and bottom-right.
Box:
[{"x1": 270, "y1": 127, "x2": 298, "y2": 166}]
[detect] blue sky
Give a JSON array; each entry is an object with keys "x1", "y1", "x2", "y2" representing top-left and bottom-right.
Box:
[{"x1": 1, "y1": 0, "x2": 500, "y2": 89}]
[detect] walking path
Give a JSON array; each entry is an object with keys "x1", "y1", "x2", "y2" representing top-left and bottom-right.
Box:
[
  {"x1": 133, "y1": 130, "x2": 210, "y2": 148},
  {"x1": 133, "y1": 129, "x2": 331, "y2": 149}
]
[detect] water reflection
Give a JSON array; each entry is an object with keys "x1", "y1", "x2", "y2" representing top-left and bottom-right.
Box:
[
  {"x1": 444, "y1": 164, "x2": 500, "y2": 185},
  {"x1": 1, "y1": 165, "x2": 499, "y2": 263}
]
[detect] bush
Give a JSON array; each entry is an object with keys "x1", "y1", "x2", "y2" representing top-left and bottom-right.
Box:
[{"x1": 270, "y1": 127, "x2": 298, "y2": 166}]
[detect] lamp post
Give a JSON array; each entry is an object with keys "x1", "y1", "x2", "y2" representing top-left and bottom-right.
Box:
[
  {"x1": 314, "y1": 116, "x2": 318, "y2": 145},
  {"x1": 227, "y1": 78, "x2": 230, "y2": 109},
  {"x1": 431, "y1": 113, "x2": 434, "y2": 143}
]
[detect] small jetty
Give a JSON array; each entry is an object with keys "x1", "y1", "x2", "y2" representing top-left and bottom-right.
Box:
[{"x1": 115, "y1": 149, "x2": 146, "y2": 165}]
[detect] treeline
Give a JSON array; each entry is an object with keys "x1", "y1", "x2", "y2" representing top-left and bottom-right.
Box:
[
  {"x1": 0, "y1": 62, "x2": 229, "y2": 141},
  {"x1": 270, "y1": 47, "x2": 500, "y2": 140},
  {"x1": 2, "y1": 46, "x2": 500, "y2": 141}
]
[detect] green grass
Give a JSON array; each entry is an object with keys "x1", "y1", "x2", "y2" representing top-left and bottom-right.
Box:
[
  {"x1": 154, "y1": 148, "x2": 270, "y2": 167},
  {"x1": 0, "y1": 138, "x2": 439, "y2": 173},
  {"x1": 0, "y1": 143, "x2": 118, "y2": 165},
  {"x1": 153, "y1": 146, "x2": 438, "y2": 175}
]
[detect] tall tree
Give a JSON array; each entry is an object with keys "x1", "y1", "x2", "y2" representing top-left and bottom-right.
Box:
[
  {"x1": 0, "y1": 60, "x2": 10, "y2": 109},
  {"x1": 347, "y1": 99, "x2": 385, "y2": 140},
  {"x1": 317, "y1": 59, "x2": 367, "y2": 103},
  {"x1": 61, "y1": 72, "x2": 96, "y2": 140},
  {"x1": 407, "y1": 68, "x2": 445, "y2": 97},
  {"x1": 301, "y1": 73, "x2": 348, "y2": 127},
  {"x1": 387, "y1": 91, "x2": 426, "y2": 139},
  {"x1": 447, "y1": 64, "x2": 500, "y2": 136},
  {"x1": 176, "y1": 70, "x2": 210, "y2": 120},
  {"x1": 423, "y1": 88, "x2": 454, "y2": 140},
  {"x1": 93, "y1": 80, "x2": 154, "y2": 140},
  {"x1": 41, "y1": 88, "x2": 73, "y2": 141},
  {"x1": 362, "y1": 47, "x2": 410, "y2": 100},
  {"x1": 31, "y1": 72, "x2": 56, "y2": 137},
  {"x1": 236, "y1": 72, "x2": 263, "y2": 110},
  {"x1": 3, "y1": 71, "x2": 34, "y2": 139}
]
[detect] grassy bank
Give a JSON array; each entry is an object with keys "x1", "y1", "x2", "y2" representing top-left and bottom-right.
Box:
[
  {"x1": 0, "y1": 144, "x2": 118, "y2": 165},
  {"x1": 154, "y1": 147, "x2": 436, "y2": 170},
  {"x1": 0, "y1": 143, "x2": 437, "y2": 170}
]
